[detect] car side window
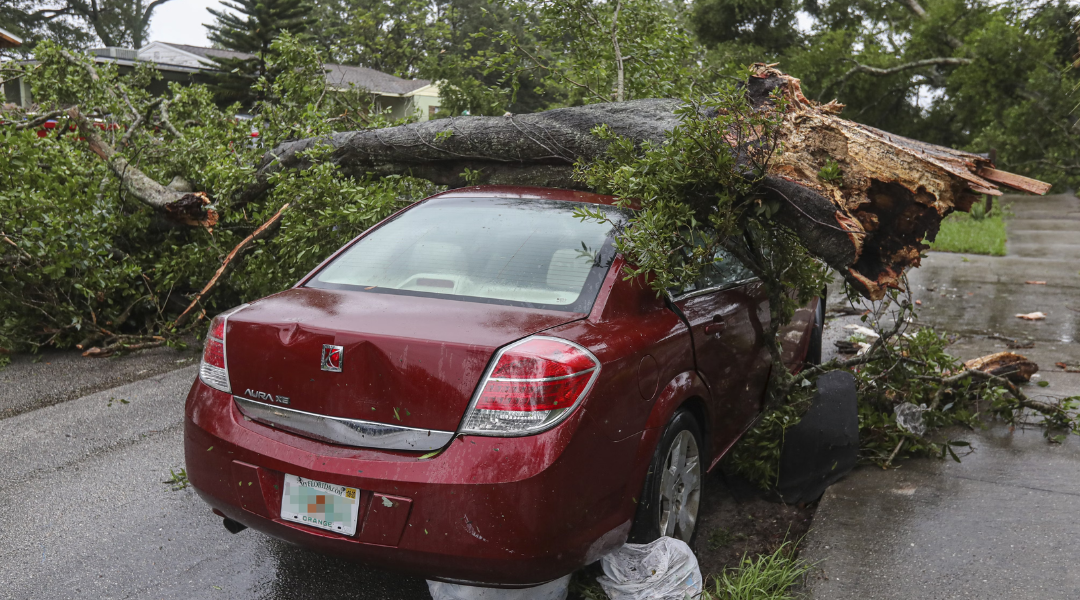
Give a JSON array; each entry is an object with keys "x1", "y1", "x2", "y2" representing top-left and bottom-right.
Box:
[
  {"x1": 693, "y1": 247, "x2": 755, "y2": 291},
  {"x1": 667, "y1": 232, "x2": 757, "y2": 296}
]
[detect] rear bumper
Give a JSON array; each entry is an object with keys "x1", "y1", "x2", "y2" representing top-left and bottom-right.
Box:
[{"x1": 184, "y1": 379, "x2": 643, "y2": 586}]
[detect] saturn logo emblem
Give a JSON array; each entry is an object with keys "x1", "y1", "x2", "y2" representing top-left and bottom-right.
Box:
[{"x1": 321, "y1": 344, "x2": 343, "y2": 372}]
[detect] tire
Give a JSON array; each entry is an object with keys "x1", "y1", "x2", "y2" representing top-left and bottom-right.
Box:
[
  {"x1": 629, "y1": 408, "x2": 704, "y2": 544},
  {"x1": 805, "y1": 297, "x2": 825, "y2": 366}
]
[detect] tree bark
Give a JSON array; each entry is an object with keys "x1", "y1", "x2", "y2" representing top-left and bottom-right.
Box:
[{"x1": 246, "y1": 66, "x2": 1047, "y2": 300}]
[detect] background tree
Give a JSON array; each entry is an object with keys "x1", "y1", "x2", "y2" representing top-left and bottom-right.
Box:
[
  {"x1": 0, "y1": 0, "x2": 174, "y2": 54},
  {"x1": 308, "y1": 0, "x2": 446, "y2": 77},
  {"x1": 205, "y1": 0, "x2": 313, "y2": 105},
  {"x1": 429, "y1": 0, "x2": 702, "y2": 115},
  {"x1": 78, "y1": 0, "x2": 175, "y2": 48},
  {"x1": 691, "y1": 0, "x2": 802, "y2": 54},
  {"x1": 689, "y1": 0, "x2": 1080, "y2": 189}
]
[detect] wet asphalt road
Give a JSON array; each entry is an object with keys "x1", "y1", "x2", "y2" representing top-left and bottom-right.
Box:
[
  {"x1": 0, "y1": 366, "x2": 431, "y2": 600},
  {"x1": 805, "y1": 193, "x2": 1080, "y2": 599}
]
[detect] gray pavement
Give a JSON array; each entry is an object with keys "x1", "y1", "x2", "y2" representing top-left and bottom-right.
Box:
[
  {"x1": 0, "y1": 367, "x2": 430, "y2": 600},
  {"x1": 0, "y1": 344, "x2": 199, "y2": 419},
  {"x1": 804, "y1": 193, "x2": 1080, "y2": 599},
  {"x1": 803, "y1": 425, "x2": 1080, "y2": 599}
]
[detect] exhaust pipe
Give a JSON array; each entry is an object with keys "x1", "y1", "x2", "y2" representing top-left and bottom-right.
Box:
[{"x1": 222, "y1": 517, "x2": 248, "y2": 534}]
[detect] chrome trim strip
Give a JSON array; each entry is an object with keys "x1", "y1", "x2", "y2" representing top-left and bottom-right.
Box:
[
  {"x1": 487, "y1": 367, "x2": 597, "y2": 383},
  {"x1": 671, "y1": 277, "x2": 760, "y2": 302},
  {"x1": 234, "y1": 396, "x2": 454, "y2": 451}
]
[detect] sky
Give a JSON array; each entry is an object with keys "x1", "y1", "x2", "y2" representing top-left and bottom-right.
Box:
[{"x1": 147, "y1": 0, "x2": 227, "y2": 47}]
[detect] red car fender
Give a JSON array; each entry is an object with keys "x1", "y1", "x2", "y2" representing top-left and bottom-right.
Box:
[
  {"x1": 643, "y1": 370, "x2": 710, "y2": 431},
  {"x1": 620, "y1": 370, "x2": 711, "y2": 501}
]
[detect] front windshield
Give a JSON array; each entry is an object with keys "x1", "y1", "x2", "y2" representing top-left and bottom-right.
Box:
[{"x1": 306, "y1": 196, "x2": 626, "y2": 313}]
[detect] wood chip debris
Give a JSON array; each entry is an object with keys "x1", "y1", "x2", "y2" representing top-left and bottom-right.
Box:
[
  {"x1": 1025, "y1": 281, "x2": 1047, "y2": 285},
  {"x1": 964, "y1": 352, "x2": 1039, "y2": 383},
  {"x1": 1015, "y1": 312, "x2": 1047, "y2": 321}
]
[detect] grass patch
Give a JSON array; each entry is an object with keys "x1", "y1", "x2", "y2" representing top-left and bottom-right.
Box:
[
  {"x1": 570, "y1": 538, "x2": 810, "y2": 600},
  {"x1": 929, "y1": 206, "x2": 1007, "y2": 256},
  {"x1": 701, "y1": 540, "x2": 810, "y2": 600}
]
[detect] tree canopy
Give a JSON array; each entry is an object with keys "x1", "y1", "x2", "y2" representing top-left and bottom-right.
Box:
[
  {"x1": 0, "y1": 0, "x2": 175, "y2": 51},
  {"x1": 205, "y1": 0, "x2": 314, "y2": 105}
]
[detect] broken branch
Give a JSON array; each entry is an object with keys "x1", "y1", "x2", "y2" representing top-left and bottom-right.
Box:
[
  {"x1": 821, "y1": 57, "x2": 973, "y2": 101},
  {"x1": 119, "y1": 97, "x2": 163, "y2": 148},
  {"x1": 13, "y1": 110, "x2": 64, "y2": 131},
  {"x1": 68, "y1": 106, "x2": 217, "y2": 227},
  {"x1": 158, "y1": 99, "x2": 184, "y2": 140},
  {"x1": 172, "y1": 203, "x2": 291, "y2": 329}
]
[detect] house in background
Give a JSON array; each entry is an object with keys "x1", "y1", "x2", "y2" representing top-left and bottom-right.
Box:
[
  {"x1": 5, "y1": 41, "x2": 441, "y2": 121},
  {"x1": 0, "y1": 27, "x2": 22, "y2": 48},
  {"x1": 1, "y1": 27, "x2": 25, "y2": 105}
]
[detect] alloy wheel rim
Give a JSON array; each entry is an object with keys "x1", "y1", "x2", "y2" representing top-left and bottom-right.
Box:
[{"x1": 658, "y1": 429, "x2": 701, "y2": 542}]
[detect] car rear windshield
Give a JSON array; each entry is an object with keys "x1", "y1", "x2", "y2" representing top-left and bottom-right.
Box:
[{"x1": 306, "y1": 196, "x2": 626, "y2": 313}]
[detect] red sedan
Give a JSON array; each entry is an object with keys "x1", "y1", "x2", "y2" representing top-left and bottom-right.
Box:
[{"x1": 184, "y1": 185, "x2": 821, "y2": 587}]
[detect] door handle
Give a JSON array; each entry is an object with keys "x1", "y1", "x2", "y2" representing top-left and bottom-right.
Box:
[{"x1": 704, "y1": 315, "x2": 725, "y2": 335}]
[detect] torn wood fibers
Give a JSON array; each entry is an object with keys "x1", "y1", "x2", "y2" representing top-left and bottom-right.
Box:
[{"x1": 759, "y1": 65, "x2": 1049, "y2": 299}]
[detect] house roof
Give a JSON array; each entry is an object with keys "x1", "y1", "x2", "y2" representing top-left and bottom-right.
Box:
[
  {"x1": 0, "y1": 27, "x2": 23, "y2": 48},
  {"x1": 151, "y1": 42, "x2": 431, "y2": 96},
  {"x1": 157, "y1": 43, "x2": 252, "y2": 63},
  {"x1": 322, "y1": 63, "x2": 430, "y2": 96}
]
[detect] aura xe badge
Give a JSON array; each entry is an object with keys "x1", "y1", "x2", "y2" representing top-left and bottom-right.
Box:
[
  {"x1": 322, "y1": 344, "x2": 344, "y2": 372},
  {"x1": 245, "y1": 389, "x2": 290, "y2": 405}
]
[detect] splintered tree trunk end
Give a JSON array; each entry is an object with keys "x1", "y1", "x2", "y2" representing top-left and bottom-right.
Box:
[{"x1": 755, "y1": 66, "x2": 1048, "y2": 298}]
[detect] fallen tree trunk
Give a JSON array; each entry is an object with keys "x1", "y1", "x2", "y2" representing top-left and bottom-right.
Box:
[{"x1": 246, "y1": 66, "x2": 1047, "y2": 300}]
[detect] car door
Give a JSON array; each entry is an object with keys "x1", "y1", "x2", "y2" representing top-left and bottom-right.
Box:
[{"x1": 672, "y1": 248, "x2": 771, "y2": 462}]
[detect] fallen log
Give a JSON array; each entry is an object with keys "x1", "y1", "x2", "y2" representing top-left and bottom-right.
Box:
[{"x1": 246, "y1": 65, "x2": 1048, "y2": 299}]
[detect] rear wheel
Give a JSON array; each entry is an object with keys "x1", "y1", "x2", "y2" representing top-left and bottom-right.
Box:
[{"x1": 629, "y1": 408, "x2": 703, "y2": 544}]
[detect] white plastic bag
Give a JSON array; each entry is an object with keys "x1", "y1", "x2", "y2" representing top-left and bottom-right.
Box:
[
  {"x1": 596, "y1": 537, "x2": 703, "y2": 600},
  {"x1": 427, "y1": 575, "x2": 570, "y2": 600}
]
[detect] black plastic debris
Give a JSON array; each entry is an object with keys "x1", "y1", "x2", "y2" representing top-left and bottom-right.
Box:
[{"x1": 776, "y1": 370, "x2": 858, "y2": 504}]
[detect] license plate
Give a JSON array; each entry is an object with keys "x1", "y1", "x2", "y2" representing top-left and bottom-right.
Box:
[{"x1": 281, "y1": 474, "x2": 361, "y2": 535}]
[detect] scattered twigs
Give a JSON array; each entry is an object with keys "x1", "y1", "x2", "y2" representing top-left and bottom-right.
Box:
[
  {"x1": 82, "y1": 336, "x2": 167, "y2": 358},
  {"x1": 914, "y1": 369, "x2": 1071, "y2": 424},
  {"x1": 883, "y1": 438, "x2": 906, "y2": 469},
  {"x1": 988, "y1": 333, "x2": 1034, "y2": 349},
  {"x1": 799, "y1": 299, "x2": 912, "y2": 383},
  {"x1": 172, "y1": 203, "x2": 291, "y2": 329}
]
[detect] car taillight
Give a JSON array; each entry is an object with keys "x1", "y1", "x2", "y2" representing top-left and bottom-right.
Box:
[
  {"x1": 460, "y1": 336, "x2": 600, "y2": 436},
  {"x1": 198, "y1": 304, "x2": 247, "y2": 393}
]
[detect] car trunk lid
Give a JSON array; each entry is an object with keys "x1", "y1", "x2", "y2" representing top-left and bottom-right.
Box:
[{"x1": 224, "y1": 288, "x2": 583, "y2": 436}]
